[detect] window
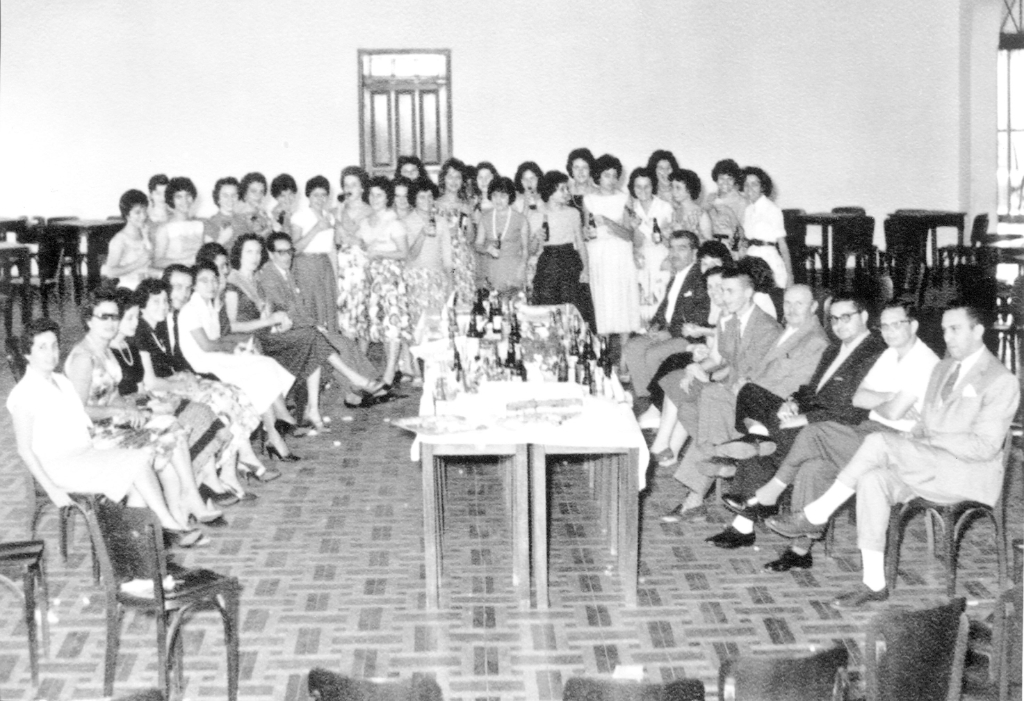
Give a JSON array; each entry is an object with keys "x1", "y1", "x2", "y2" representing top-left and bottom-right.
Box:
[
  {"x1": 998, "y1": 3, "x2": 1023, "y2": 221},
  {"x1": 358, "y1": 50, "x2": 452, "y2": 179}
]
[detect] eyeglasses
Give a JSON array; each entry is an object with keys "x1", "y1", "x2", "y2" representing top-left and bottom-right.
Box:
[
  {"x1": 829, "y1": 311, "x2": 858, "y2": 325},
  {"x1": 93, "y1": 313, "x2": 121, "y2": 321},
  {"x1": 273, "y1": 248, "x2": 294, "y2": 255},
  {"x1": 879, "y1": 319, "x2": 910, "y2": 332}
]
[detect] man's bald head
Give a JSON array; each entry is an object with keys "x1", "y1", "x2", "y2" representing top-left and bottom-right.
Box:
[{"x1": 782, "y1": 284, "x2": 817, "y2": 329}]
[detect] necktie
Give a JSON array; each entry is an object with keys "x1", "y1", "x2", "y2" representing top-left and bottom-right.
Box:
[
  {"x1": 170, "y1": 311, "x2": 180, "y2": 353},
  {"x1": 940, "y1": 363, "x2": 960, "y2": 402}
]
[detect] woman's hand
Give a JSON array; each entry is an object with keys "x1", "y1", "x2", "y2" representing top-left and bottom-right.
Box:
[
  {"x1": 116, "y1": 406, "x2": 149, "y2": 429},
  {"x1": 690, "y1": 344, "x2": 711, "y2": 362},
  {"x1": 148, "y1": 397, "x2": 177, "y2": 415},
  {"x1": 487, "y1": 244, "x2": 501, "y2": 259}
]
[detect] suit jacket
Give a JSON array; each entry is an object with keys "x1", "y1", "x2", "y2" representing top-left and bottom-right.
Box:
[
  {"x1": 793, "y1": 332, "x2": 886, "y2": 425},
  {"x1": 165, "y1": 312, "x2": 193, "y2": 374},
  {"x1": 717, "y1": 306, "x2": 782, "y2": 387},
  {"x1": 911, "y1": 349, "x2": 1020, "y2": 504},
  {"x1": 751, "y1": 317, "x2": 830, "y2": 399},
  {"x1": 651, "y1": 263, "x2": 709, "y2": 338},
  {"x1": 256, "y1": 264, "x2": 315, "y2": 327}
]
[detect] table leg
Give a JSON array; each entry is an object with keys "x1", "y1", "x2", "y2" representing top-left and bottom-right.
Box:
[
  {"x1": 512, "y1": 445, "x2": 530, "y2": 609},
  {"x1": 821, "y1": 224, "x2": 833, "y2": 288},
  {"x1": 620, "y1": 449, "x2": 640, "y2": 607},
  {"x1": 421, "y1": 444, "x2": 441, "y2": 610},
  {"x1": 607, "y1": 455, "x2": 620, "y2": 558},
  {"x1": 529, "y1": 445, "x2": 549, "y2": 610}
]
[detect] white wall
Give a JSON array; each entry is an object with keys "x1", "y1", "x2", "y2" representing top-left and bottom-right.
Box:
[{"x1": 0, "y1": 0, "x2": 1001, "y2": 246}]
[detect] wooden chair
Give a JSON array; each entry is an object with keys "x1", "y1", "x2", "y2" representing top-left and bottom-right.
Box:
[
  {"x1": 884, "y1": 432, "x2": 1013, "y2": 598},
  {"x1": 308, "y1": 668, "x2": 444, "y2": 700},
  {"x1": 74, "y1": 495, "x2": 241, "y2": 700},
  {"x1": 991, "y1": 583, "x2": 1023, "y2": 701},
  {"x1": 562, "y1": 676, "x2": 705, "y2": 700},
  {"x1": 782, "y1": 208, "x2": 820, "y2": 286},
  {"x1": 40, "y1": 217, "x2": 84, "y2": 307},
  {"x1": 864, "y1": 598, "x2": 969, "y2": 701},
  {"x1": 718, "y1": 647, "x2": 848, "y2": 701},
  {"x1": 832, "y1": 215, "x2": 878, "y2": 288},
  {"x1": 0, "y1": 539, "x2": 50, "y2": 686}
]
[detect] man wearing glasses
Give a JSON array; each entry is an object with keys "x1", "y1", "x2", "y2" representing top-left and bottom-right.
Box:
[
  {"x1": 701, "y1": 294, "x2": 885, "y2": 545},
  {"x1": 710, "y1": 301, "x2": 938, "y2": 561}
]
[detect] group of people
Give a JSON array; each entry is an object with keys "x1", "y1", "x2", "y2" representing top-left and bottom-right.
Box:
[{"x1": 622, "y1": 231, "x2": 1018, "y2": 607}]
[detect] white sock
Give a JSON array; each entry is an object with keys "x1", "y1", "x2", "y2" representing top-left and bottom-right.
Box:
[
  {"x1": 731, "y1": 516, "x2": 754, "y2": 534},
  {"x1": 861, "y1": 549, "x2": 886, "y2": 591},
  {"x1": 747, "y1": 422, "x2": 769, "y2": 437},
  {"x1": 803, "y1": 482, "x2": 855, "y2": 525}
]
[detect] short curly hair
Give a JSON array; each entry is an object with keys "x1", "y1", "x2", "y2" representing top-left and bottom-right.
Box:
[
  {"x1": 627, "y1": 167, "x2": 657, "y2": 198},
  {"x1": 538, "y1": 171, "x2": 569, "y2": 203},
  {"x1": 592, "y1": 154, "x2": 623, "y2": 183},
  {"x1": 231, "y1": 233, "x2": 269, "y2": 270},
  {"x1": 239, "y1": 172, "x2": 268, "y2": 200},
  {"x1": 270, "y1": 173, "x2": 298, "y2": 199},
  {"x1": 668, "y1": 168, "x2": 702, "y2": 201},
  {"x1": 740, "y1": 166, "x2": 774, "y2": 199},
  {"x1": 367, "y1": 175, "x2": 395, "y2": 208},
  {"x1": 18, "y1": 317, "x2": 61, "y2": 359},
  {"x1": 212, "y1": 177, "x2": 241, "y2": 207},
  {"x1": 711, "y1": 159, "x2": 742, "y2": 184},
  {"x1": 487, "y1": 176, "x2": 517, "y2": 204},
  {"x1": 340, "y1": 166, "x2": 370, "y2": 201},
  {"x1": 513, "y1": 161, "x2": 543, "y2": 193},
  {"x1": 164, "y1": 177, "x2": 197, "y2": 209},
  {"x1": 646, "y1": 150, "x2": 679, "y2": 178},
  {"x1": 119, "y1": 189, "x2": 149, "y2": 219},
  {"x1": 565, "y1": 148, "x2": 596, "y2": 177}
]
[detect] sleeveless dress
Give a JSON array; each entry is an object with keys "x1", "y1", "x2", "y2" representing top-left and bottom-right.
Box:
[
  {"x1": 531, "y1": 206, "x2": 587, "y2": 310},
  {"x1": 513, "y1": 196, "x2": 545, "y2": 293},
  {"x1": 158, "y1": 219, "x2": 205, "y2": 266},
  {"x1": 66, "y1": 342, "x2": 184, "y2": 459},
  {"x1": 359, "y1": 210, "x2": 412, "y2": 343},
  {"x1": 101, "y1": 231, "x2": 153, "y2": 290},
  {"x1": 404, "y1": 211, "x2": 452, "y2": 333},
  {"x1": 633, "y1": 197, "x2": 674, "y2": 310},
  {"x1": 290, "y1": 206, "x2": 341, "y2": 333},
  {"x1": 437, "y1": 200, "x2": 477, "y2": 306},
  {"x1": 225, "y1": 277, "x2": 334, "y2": 382},
  {"x1": 478, "y1": 208, "x2": 529, "y2": 292},
  {"x1": 583, "y1": 191, "x2": 640, "y2": 334},
  {"x1": 177, "y1": 292, "x2": 296, "y2": 414},
  {"x1": 336, "y1": 201, "x2": 372, "y2": 338},
  {"x1": 6, "y1": 367, "x2": 150, "y2": 502}
]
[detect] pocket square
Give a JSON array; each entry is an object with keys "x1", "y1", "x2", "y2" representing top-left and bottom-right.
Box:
[
  {"x1": 683, "y1": 290, "x2": 693, "y2": 297},
  {"x1": 961, "y1": 384, "x2": 977, "y2": 398}
]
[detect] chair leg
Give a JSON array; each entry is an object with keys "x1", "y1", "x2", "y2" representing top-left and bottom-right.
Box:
[
  {"x1": 944, "y1": 512, "x2": 960, "y2": 599},
  {"x1": 59, "y1": 506, "x2": 72, "y2": 563},
  {"x1": 104, "y1": 602, "x2": 123, "y2": 696},
  {"x1": 32, "y1": 556, "x2": 50, "y2": 660},
  {"x1": 221, "y1": 589, "x2": 241, "y2": 701},
  {"x1": 884, "y1": 507, "x2": 909, "y2": 592},
  {"x1": 156, "y1": 611, "x2": 170, "y2": 699},
  {"x1": 23, "y1": 568, "x2": 39, "y2": 686},
  {"x1": 170, "y1": 620, "x2": 185, "y2": 699}
]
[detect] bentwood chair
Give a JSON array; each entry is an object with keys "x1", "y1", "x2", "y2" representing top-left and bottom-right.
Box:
[
  {"x1": 992, "y1": 583, "x2": 1023, "y2": 700},
  {"x1": 75, "y1": 495, "x2": 241, "y2": 700},
  {"x1": 884, "y1": 432, "x2": 1013, "y2": 598},
  {"x1": 864, "y1": 598, "x2": 969, "y2": 701},
  {"x1": 562, "y1": 676, "x2": 705, "y2": 700},
  {"x1": 719, "y1": 647, "x2": 848, "y2": 701},
  {"x1": 308, "y1": 668, "x2": 444, "y2": 700},
  {"x1": 0, "y1": 539, "x2": 50, "y2": 686}
]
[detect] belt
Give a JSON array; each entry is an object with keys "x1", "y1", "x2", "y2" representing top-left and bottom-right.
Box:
[{"x1": 745, "y1": 239, "x2": 775, "y2": 247}]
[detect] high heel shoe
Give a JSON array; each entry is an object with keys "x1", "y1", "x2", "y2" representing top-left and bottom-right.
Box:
[
  {"x1": 266, "y1": 445, "x2": 301, "y2": 462},
  {"x1": 197, "y1": 484, "x2": 240, "y2": 507},
  {"x1": 164, "y1": 528, "x2": 209, "y2": 549},
  {"x1": 190, "y1": 513, "x2": 229, "y2": 528},
  {"x1": 241, "y1": 461, "x2": 282, "y2": 482},
  {"x1": 275, "y1": 419, "x2": 309, "y2": 438}
]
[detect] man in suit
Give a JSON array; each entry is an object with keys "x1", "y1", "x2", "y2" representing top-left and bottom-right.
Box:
[
  {"x1": 162, "y1": 264, "x2": 197, "y2": 374},
  {"x1": 623, "y1": 230, "x2": 709, "y2": 427},
  {"x1": 717, "y1": 300, "x2": 939, "y2": 559},
  {"x1": 257, "y1": 232, "x2": 385, "y2": 406},
  {"x1": 768, "y1": 302, "x2": 1019, "y2": 607},
  {"x1": 660, "y1": 269, "x2": 781, "y2": 521}
]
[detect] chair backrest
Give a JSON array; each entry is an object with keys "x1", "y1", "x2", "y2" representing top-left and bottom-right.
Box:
[
  {"x1": 307, "y1": 668, "x2": 444, "y2": 701},
  {"x1": 834, "y1": 215, "x2": 876, "y2": 252},
  {"x1": 832, "y1": 206, "x2": 866, "y2": 216},
  {"x1": 718, "y1": 647, "x2": 848, "y2": 701},
  {"x1": 969, "y1": 213, "x2": 990, "y2": 246},
  {"x1": 562, "y1": 676, "x2": 705, "y2": 701},
  {"x1": 864, "y1": 598, "x2": 969, "y2": 701},
  {"x1": 782, "y1": 208, "x2": 808, "y2": 245}
]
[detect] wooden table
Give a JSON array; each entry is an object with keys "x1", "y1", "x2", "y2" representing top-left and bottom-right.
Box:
[
  {"x1": 795, "y1": 211, "x2": 861, "y2": 286},
  {"x1": 45, "y1": 219, "x2": 123, "y2": 292},
  {"x1": 0, "y1": 242, "x2": 32, "y2": 335},
  {"x1": 887, "y1": 210, "x2": 966, "y2": 268}
]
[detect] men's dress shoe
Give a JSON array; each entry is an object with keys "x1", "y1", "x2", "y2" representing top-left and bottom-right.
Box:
[
  {"x1": 832, "y1": 586, "x2": 889, "y2": 608},
  {"x1": 716, "y1": 435, "x2": 777, "y2": 460},
  {"x1": 763, "y1": 549, "x2": 813, "y2": 572},
  {"x1": 721, "y1": 494, "x2": 779, "y2": 521},
  {"x1": 766, "y1": 512, "x2": 827, "y2": 540},
  {"x1": 705, "y1": 527, "x2": 756, "y2": 549},
  {"x1": 661, "y1": 503, "x2": 707, "y2": 523}
]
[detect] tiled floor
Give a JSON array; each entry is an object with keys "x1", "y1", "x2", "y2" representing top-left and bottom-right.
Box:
[{"x1": 0, "y1": 306, "x2": 1019, "y2": 700}]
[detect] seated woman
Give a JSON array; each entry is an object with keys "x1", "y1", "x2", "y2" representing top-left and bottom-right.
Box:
[
  {"x1": 235, "y1": 172, "x2": 275, "y2": 239},
  {"x1": 669, "y1": 169, "x2": 713, "y2": 242},
  {"x1": 475, "y1": 176, "x2": 530, "y2": 294},
  {"x1": 228, "y1": 233, "x2": 386, "y2": 419},
  {"x1": 178, "y1": 260, "x2": 299, "y2": 462},
  {"x1": 531, "y1": 171, "x2": 588, "y2": 308},
  {"x1": 203, "y1": 176, "x2": 248, "y2": 250},
  {"x1": 740, "y1": 166, "x2": 792, "y2": 288},
  {"x1": 8, "y1": 318, "x2": 206, "y2": 546},
  {"x1": 101, "y1": 189, "x2": 160, "y2": 290},
  {"x1": 147, "y1": 174, "x2": 169, "y2": 226},
  {"x1": 64, "y1": 290, "x2": 223, "y2": 543},
  {"x1": 133, "y1": 277, "x2": 278, "y2": 488},
  {"x1": 110, "y1": 286, "x2": 250, "y2": 504},
  {"x1": 153, "y1": 177, "x2": 205, "y2": 268}
]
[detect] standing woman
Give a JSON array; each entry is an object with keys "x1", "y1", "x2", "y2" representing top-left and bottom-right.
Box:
[
  {"x1": 472, "y1": 161, "x2": 499, "y2": 220},
  {"x1": 291, "y1": 175, "x2": 342, "y2": 329},
  {"x1": 335, "y1": 166, "x2": 374, "y2": 340},
  {"x1": 235, "y1": 172, "x2": 276, "y2": 240},
  {"x1": 357, "y1": 177, "x2": 411, "y2": 386},
  {"x1": 102, "y1": 189, "x2": 158, "y2": 290},
  {"x1": 564, "y1": 147, "x2": 599, "y2": 329},
  {"x1": 203, "y1": 177, "x2": 248, "y2": 250},
  {"x1": 513, "y1": 161, "x2": 545, "y2": 289},
  {"x1": 395, "y1": 155, "x2": 428, "y2": 182},
  {"x1": 704, "y1": 159, "x2": 747, "y2": 248},
  {"x1": 436, "y1": 158, "x2": 477, "y2": 304},
  {"x1": 583, "y1": 154, "x2": 641, "y2": 350},
  {"x1": 740, "y1": 166, "x2": 792, "y2": 288},
  {"x1": 670, "y1": 169, "x2": 713, "y2": 241},
  {"x1": 404, "y1": 179, "x2": 452, "y2": 360},
  {"x1": 532, "y1": 171, "x2": 589, "y2": 309},
  {"x1": 475, "y1": 176, "x2": 530, "y2": 293},
  {"x1": 392, "y1": 176, "x2": 415, "y2": 221},
  {"x1": 626, "y1": 167, "x2": 674, "y2": 309},
  {"x1": 178, "y1": 261, "x2": 299, "y2": 461},
  {"x1": 153, "y1": 177, "x2": 205, "y2": 268},
  {"x1": 646, "y1": 150, "x2": 680, "y2": 207}
]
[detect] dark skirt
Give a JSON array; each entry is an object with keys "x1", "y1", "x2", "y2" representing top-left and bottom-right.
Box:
[
  {"x1": 257, "y1": 325, "x2": 334, "y2": 382},
  {"x1": 531, "y1": 244, "x2": 597, "y2": 330},
  {"x1": 293, "y1": 253, "x2": 340, "y2": 333}
]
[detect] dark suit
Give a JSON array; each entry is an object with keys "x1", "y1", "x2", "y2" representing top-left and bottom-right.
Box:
[
  {"x1": 256, "y1": 263, "x2": 379, "y2": 396},
  {"x1": 622, "y1": 263, "x2": 709, "y2": 398},
  {"x1": 732, "y1": 332, "x2": 887, "y2": 495}
]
